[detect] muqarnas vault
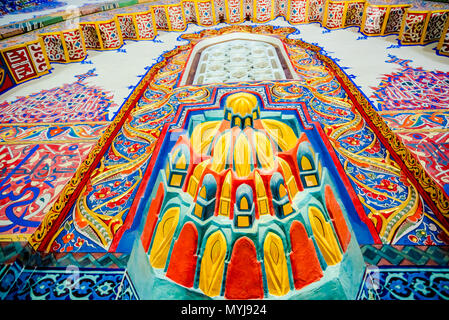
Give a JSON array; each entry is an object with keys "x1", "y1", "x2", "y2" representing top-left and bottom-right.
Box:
[{"x1": 129, "y1": 88, "x2": 366, "y2": 300}]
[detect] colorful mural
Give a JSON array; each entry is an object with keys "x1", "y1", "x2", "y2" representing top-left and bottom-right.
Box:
[
  {"x1": 0, "y1": 0, "x2": 448, "y2": 302},
  {"x1": 138, "y1": 84, "x2": 366, "y2": 299},
  {"x1": 0, "y1": 68, "x2": 115, "y2": 242},
  {"x1": 372, "y1": 55, "x2": 449, "y2": 198},
  {"x1": 0, "y1": 0, "x2": 448, "y2": 95}
]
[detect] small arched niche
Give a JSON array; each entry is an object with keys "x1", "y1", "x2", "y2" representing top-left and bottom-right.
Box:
[{"x1": 180, "y1": 32, "x2": 298, "y2": 86}]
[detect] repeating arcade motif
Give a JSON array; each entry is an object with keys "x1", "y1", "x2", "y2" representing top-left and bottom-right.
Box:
[
  {"x1": 424, "y1": 11, "x2": 449, "y2": 43},
  {"x1": 41, "y1": 30, "x2": 86, "y2": 63},
  {"x1": 98, "y1": 21, "x2": 122, "y2": 50},
  {"x1": 400, "y1": 11, "x2": 427, "y2": 43},
  {"x1": 0, "y1": 0, "x2": 449, "y2": 97},
  {"x1": 254, "y1": 0, "x2": 272, "y2": 22},
  {"x1": 117, "y1": 15, "x2": 137, "y2": 40},
  {"x1": 183, "y1": 1, "x2": 198, "y2": 23},
  {"x1": 135, "y1": 12, "x2": 157, "y2": 40},
  {"x1": 308, "y1": 0, "x2": 325, "y2": 22},
  {"x1": 276, "y1": 0, "x2": 288, "y2": 17},
  {"x1": 41, "y1": 34, "x2": 66, "y2": 63},
  {"x1": 244, "y1": 0, "x2": 254, "y2": 19},
  {"x1": 213, "y1": 0, "x2": 225, "y2": 21},
  {"x1": 362, "y1": 6, "x2": 387, "y2": 34},
  {"x1": 63, "y1": 29, "x2": 86, "y2": 61},
  {"x1": 167, "y1": 5, "x2": 186, "y2": 31},
  {"x1": 227, "y1": 0, "x2": 243, "y2": 23},
  {"x1": 197, "y1": 0, "x2": 214, "y2": 26},
  {"x1": 384, "y1": 7, "x2": 407, "y2": 34},
  {"x1": 80, "y1": 24, "x2": 101, "y2": 50},
  {"x1": 152, "y1": 6, "x2": 169, "y2": 30},
  {"x1": 325, "y1": 1, "x2": 345, "y2": 29},
  {"x1": 439, "y1": 25, "x2": 449, "y2": 55}
]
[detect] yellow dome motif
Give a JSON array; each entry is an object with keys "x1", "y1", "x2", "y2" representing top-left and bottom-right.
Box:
[
  {"x1": 187, "y1": 92, "x2": 301, "y2": 183},
  {"x1": 226, "y1": 92, "x2": 259, "y2": 117},
  {"x1": 210, "y1": 132, "x2": 231, "y2": 173}
]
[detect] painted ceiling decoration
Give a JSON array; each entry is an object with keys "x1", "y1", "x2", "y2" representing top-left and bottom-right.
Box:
[
  {"x1": 0, "y1": 0, "x2": 449, "y2": 301},
  {"x1": 0, "y1": 0, "x2": 449, "y2": 94}
]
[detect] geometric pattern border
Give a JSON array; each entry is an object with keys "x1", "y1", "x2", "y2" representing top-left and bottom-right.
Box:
[{"x1": 361, "y1": 245, "x2": 449, "y2": 266}]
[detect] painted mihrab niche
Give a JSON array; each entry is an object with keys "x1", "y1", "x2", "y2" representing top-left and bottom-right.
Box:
[{"x1": 138, "y1": 84, "x2": 366, "y2": 299}]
